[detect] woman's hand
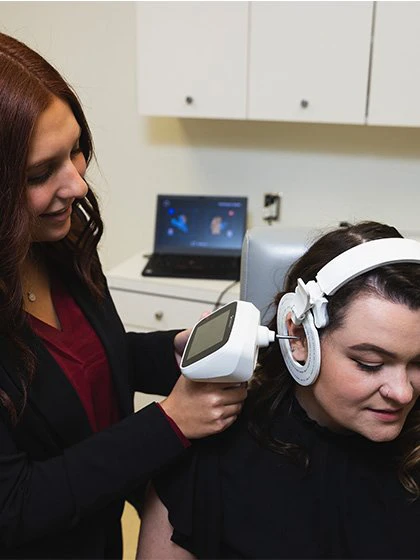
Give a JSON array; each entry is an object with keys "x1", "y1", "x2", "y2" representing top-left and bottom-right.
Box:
[
  {"x1": 160, "y1": 375, "x2": 247, "y2": 439},
  {"x1": 173, "y1": 311, "x2": 211, "y2": 366},
  {"x1": 173, "y1": 329, "x2": 191, "y2": 367}
]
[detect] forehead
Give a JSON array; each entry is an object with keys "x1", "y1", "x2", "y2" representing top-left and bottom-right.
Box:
[
  {"x1": 330, "y1": 293, "x2": 420, "y2": 353},
  {"x1": 27, "y1": 97, "x2": 79, "y2": 166}
]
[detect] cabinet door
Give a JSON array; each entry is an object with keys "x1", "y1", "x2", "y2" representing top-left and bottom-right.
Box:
[
  {"x1": 368, "y1": 2, "x2": 420, "y2": 127},
  {"x1": 110, "y1": 288, "x2": 213, "y2": 332},
  {"x1": 248, "y1": 1, "x2": 373, "y2": 124},
  {"x1": 136, "y1": 1, "x2": 248, "y2": 119}
]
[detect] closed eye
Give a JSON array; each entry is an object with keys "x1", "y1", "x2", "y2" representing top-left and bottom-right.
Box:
[
  {"x1": 27, "y1": 168, "x2": 54, "y2": 186},
  {"x1": 27, "y1": 143, "x2": 82, "y2": 186},
  {"x1": 353, "y1": 359, "x2": 383, "y2": 373}
]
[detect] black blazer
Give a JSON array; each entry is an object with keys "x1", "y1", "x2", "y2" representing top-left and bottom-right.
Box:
[{"x1": 0, "y1": 271, "x2": 186, "y2": 559}]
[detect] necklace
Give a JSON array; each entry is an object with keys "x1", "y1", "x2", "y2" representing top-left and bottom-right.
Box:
[{"x1": 27, "y1": 290, "x2": 37, "y2": 303}]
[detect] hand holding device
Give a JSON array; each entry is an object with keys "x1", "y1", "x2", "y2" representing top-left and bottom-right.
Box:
[
  {"x1": 180, "y1": 300, "x2": 295, "y2": 383},
  {"x1": 160, "y1": 375, "x2": 247, "y2": 438}
]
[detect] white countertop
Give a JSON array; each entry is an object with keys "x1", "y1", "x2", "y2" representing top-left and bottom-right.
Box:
[{"x1": 106, "y1": 251, "x2": 240, "y2": 305}]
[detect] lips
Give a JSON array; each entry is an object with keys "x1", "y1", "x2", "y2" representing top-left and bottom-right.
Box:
[
  {"x1": 368, "y1": 407, "x2": 403, "y2": 422},
  {"x1": 368, "y1": 405, "x2": 402, "y2": 413},
  {"x1": 40, "y1": 206, "x2": 69, "y2": 217}
]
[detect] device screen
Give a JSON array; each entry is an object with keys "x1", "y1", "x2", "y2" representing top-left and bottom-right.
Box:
[{"x1": 182, "y1": 302, "x2": 237, "y2": 366}]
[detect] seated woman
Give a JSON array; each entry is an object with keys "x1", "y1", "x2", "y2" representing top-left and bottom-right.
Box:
[{"x1": 137, "y1": 221, "x2": 420, "y2": 560}]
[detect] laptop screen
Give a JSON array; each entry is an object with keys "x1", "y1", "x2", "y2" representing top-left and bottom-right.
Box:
[{"x1": 153, "y1": 195, "x2": 248, "y2": 257}]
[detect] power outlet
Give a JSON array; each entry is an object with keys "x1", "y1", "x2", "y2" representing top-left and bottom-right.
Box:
[{"x1": 263, "y1": 193, "x2": 281, "y2": 224}]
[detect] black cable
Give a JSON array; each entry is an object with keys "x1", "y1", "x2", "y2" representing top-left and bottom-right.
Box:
[{"x1": 213, "y1": 280, "x2": 239, "y2": 311}]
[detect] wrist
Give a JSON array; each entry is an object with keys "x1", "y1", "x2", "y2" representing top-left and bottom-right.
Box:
[{"x1": 156, "y1": 402, "x2": 190, "y2": 448}]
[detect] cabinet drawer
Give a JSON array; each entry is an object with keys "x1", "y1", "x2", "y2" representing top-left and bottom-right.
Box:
[{"x1": 110, "y1": 288, "x2": 214, "y2": 331}]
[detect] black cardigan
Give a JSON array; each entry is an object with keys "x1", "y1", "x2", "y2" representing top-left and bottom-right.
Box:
[{"x1": 0, "y1": 271, "x2": 186, "y2": 559}]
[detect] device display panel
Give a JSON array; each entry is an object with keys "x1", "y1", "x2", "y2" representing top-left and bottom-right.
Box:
[{"x1": 182, "y1": 302, "x2": 237, "y2": 367}]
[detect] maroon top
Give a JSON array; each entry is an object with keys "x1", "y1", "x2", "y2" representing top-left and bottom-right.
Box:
[
  {"x1": 28, "y1": 279, "x2": 120, "y2": 432},
  {"x1": 28, "y1": 278, "x2": 190, "y2": 447}
]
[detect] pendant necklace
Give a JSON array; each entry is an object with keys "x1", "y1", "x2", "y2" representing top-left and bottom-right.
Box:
[{"x1": 23, "y1": 253, "x2": 41, "y2": 304}]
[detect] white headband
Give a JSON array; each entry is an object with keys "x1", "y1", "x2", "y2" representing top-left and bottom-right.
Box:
[{"x1": 291, "y1": 237, "x2": 420, "y2": 329}]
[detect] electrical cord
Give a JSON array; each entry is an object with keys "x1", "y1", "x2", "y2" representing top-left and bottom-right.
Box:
[{"x1": 213, "y1": 280, "x2": 239, "y2": 311}]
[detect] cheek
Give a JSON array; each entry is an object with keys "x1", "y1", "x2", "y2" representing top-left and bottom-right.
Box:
[
  {"x1": 409, "y1": 377, "x2": 420, "y2": 400},
  {"x1": 317, "y1": 343, "x2": 342, "y2": 391},
  {"x1": 316, "y1": 344, "x2": 361, "y2": 402},
  {"x1": 26, "y1": 189, "x2": 46, "y2": 215},
  {"x1": 75, "y1": 153, "x2": 87, "y2": 177},
  {"x1": 317, "y1": 350, "x2": 380, "y2": 414}
]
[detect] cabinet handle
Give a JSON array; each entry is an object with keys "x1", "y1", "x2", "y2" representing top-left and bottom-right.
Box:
[
  {"x1": 154, "y1": 311, "x2": 164, "y2": 321},
  {"x1": 185, "y1": 96, "x2": 193, "y2": 105},
  {"x1": 300, "y1": 99, "x2": 309, "y2": 109}
]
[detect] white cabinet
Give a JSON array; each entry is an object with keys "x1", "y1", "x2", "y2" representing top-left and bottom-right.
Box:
[
  {"x1": 135, "y1": 1, "x2": 248, "y2": 119},
  {"x1": 367, "y1": 2, "x2": 420, "y2": 127},
  {"x1": 136, "y1": 1, "x2": 420, "y2": 128},
  {"x1": 110, "y1": 289, "x2": 213, "y2": 333},
  {"x1": 248, "y1": 2, "x2": 373, "y2": 124},
  {"x1": 136, "y1": 1, "x2": 373, "y2": 125}
]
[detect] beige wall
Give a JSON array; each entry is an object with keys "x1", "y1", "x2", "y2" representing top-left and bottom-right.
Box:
[{"x1": 2, "y1": 1, "x2": 420, "y2": 270}]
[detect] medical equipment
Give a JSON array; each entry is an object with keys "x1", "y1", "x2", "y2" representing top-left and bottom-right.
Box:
[
  {"x1": 277, "y1": 237, "x2": 420, "y2": 386},
  {"x1": 182, "y1": 237, "x2": 420, "y2": 386},
  {"x1": 180, "y1": 300, "x2": 296, "y2": 383}
]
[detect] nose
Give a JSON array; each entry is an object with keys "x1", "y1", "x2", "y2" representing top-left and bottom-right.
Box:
[
  {"x1": 385, "y1": 368, "x2": 414, "y2": 405},
  {"x1": 57, "y1": 160, "x2": 88, "y2": 200}
]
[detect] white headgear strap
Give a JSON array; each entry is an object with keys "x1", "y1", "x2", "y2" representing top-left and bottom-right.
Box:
[{"x1": 277, "y1": 237, "x2": 420, "y2": 385}]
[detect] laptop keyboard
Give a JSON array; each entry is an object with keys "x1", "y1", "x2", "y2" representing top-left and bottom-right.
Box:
[{"x1": 143, "y1": 254, "x2": 240, "y2": 280}]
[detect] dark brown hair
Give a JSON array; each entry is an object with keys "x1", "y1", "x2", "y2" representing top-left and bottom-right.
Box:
[
  {"x1": 248, "y1": 221, "x2": 420, "y2": 497},
  {"x1": 0, "y1": 32, "x2": 104, "y2": 422}
]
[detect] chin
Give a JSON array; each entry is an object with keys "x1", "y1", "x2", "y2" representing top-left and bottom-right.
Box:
[
  {"x1": 362, "y1": 426, "x2": 403, "y2": 443},
  {"x1": 32, "y1": 222, "x2": 72, "y2": 243}
]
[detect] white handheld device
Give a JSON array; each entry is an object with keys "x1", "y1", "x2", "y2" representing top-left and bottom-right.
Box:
[{"x1": 180, "y1": 300, "x2": 290, "y2": 383}]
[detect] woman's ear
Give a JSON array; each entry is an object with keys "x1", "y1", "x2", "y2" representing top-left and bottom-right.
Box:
[{"x1": 285, "y1": 313, "x2": 308, "y2": 363}]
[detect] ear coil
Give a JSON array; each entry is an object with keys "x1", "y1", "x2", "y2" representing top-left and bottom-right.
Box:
[{"x1": 277, "y1": 293, "x2": 321, "y2": 386}]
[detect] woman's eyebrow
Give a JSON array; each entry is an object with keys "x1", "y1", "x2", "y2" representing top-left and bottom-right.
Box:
[
  {"x1": 27, "y1": 126, "x2": 82, "y2": 171},
  {"x1": 348, "y1": 343, "x2": 396, "y2": 359},
  {"x1": 27, "y1": 157, "x2": 57, "y2": 171}
]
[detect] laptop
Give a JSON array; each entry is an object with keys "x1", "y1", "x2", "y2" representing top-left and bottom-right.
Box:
[{"x1": 142, "y1": 194, "x2": 248, "y2": 280}]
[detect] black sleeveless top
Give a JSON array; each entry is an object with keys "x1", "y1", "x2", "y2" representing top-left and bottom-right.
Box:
[{"x1": 154, "y1": 398, "x2": 420, "y2": 559}]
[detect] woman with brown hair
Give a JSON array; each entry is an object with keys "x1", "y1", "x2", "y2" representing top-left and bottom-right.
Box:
[
  {"x1": 0, "y1": 32, "x2": 247, "y2": 559},
  {"x1": 138, "y1": 221, "x2": 420, "y2": 559}
]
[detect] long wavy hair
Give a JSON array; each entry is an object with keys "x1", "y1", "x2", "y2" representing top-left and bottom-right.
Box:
[
  {"x1": 0, "y1": 32, "x2": 105, "y2": 422},
  {"x1": 248, "y1": 221, "x2": 420, "y2": 497}
]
